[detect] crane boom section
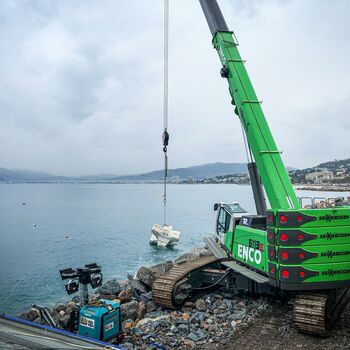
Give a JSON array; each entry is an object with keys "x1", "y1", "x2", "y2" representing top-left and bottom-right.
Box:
[{"x1": 200, "y1": 0, "x2": 300, "y2": 210}]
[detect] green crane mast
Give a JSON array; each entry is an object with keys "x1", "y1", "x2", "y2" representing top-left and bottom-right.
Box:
[{"x1": 199, "y1": 0, "x2": 300, "y2": 211}]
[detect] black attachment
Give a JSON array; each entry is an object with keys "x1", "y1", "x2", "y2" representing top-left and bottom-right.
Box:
[
  {"x1": 220, "y1": 66, "x2": 229, "y2": 78},
  {"x1": 77, "y1": 267, "x2": 91, "y2": 285},
  {"x1": 239, "y1": 215, "x2": 266, "y2": 230},
  {"x1": 199, "y1": 0, "x2": 229, "y2": 35},
  {"x1": 32, "y1": 304, "x2": 57, "y2": 328},
  {"x1": 59, "y1": 263, "x2": 103, "y2": 301},
  {"x1": 90, "y1": 273, "x2": 103, "y2": 289},
  {"x1": 85, "y1": 262, "x2": 102, "y2": 274},
  {"x1": 59, "y1": 268, "x2": 78, "y2": 280},
  {"x1": 66, "y1": 305, "x2": 81, "y2": 332},
  {"x1": 65, "y1": 279, "x2": 79, "y2": 295},
  {"x1": 247, "y1": 162, "x2": 267, "y2": 216},
  {"x1": 162, "y1": 130, "x2": 169, "y2": 152}
]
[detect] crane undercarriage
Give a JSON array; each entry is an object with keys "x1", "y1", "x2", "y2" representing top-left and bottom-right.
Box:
[{"x1": 152, "y1": 244, "x2": 350, "y2": 337}]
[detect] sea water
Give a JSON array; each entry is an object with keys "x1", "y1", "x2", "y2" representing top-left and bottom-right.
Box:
[{"x1": 0, "y1": 183, "x2": 348, "y2": 315}]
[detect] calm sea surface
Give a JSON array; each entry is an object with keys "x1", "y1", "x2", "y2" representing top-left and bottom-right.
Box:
[{"x1": 0, "y1": 183, "x2": 348, "y2": 315}]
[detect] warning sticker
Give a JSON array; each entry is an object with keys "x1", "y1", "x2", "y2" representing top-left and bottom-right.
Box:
[
  {"x1": 105, "y1": 322, "x2": 114, "y2": 331},
  {"x1": 80, "y1": 316, "x2": 95, "y2": 329}
]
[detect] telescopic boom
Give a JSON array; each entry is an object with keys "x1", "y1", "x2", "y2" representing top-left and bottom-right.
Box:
[{"x1": 199, "y1": 0, "x2": 300, "y2": 210}]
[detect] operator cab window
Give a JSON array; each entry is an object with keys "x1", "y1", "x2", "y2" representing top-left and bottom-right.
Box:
[{"x1": 217, "y1": 209, "x2": 230, "y2": 233}]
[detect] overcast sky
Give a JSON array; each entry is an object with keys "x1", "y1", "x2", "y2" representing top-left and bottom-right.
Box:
[{"x1": 0, "y1": 0, "x2": 349, "y2": 176}]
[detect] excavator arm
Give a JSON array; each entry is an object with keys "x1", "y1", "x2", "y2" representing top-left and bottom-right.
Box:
[{"x1": 199, "y1": 0, "x2": 300, "y2": 210}]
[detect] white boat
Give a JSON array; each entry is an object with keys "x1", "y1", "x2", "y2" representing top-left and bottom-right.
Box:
[{"x1": 150, "y1": 224, "x2": 181, "y2": 247}]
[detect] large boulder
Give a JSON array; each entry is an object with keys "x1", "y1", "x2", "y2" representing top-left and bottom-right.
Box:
[
  {"x1": 136, "y1": 267, "x2": 155, "y2": 290},
  {"x1": 175, "y1": 247, "x2": 212, "y2": 264},
  {"x1": 20, "y1": 308, "x2": 40, "y2": 322},
  {"x1": 136, "y1": 302, "x2": 147, "y2": 318},
  {"x1": 131, "y1": 279, "x2": 148, "y2": 295},
  {"x1": 121, "y1": 300, "x2": 139, "y2": 321},
  {"x1": 118, "y1": 289, "x2": 132, "y2": 303},
  {"x1": 149, "y1": 261, "x2": 173, "y2": 278},
  {"x1": 98, "y1": 279, "x2": 121, "y2": 296}
]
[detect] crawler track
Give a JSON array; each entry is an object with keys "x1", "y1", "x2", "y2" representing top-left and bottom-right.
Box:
[
  {"x1": 293, "y1": 288, "x2": 350, "y2": 336},
  {"x1": 152, "y1": 255, "x2": 219, "y2": 308}
]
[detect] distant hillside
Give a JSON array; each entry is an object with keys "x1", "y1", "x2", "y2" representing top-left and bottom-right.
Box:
[
  {"x1": 113, "y1": 162, "x2": 249, "y2": 182},
  {"x1": 0, "y1": 161, "x2": 300, "y2": 183},
  {"x1": 289, "y1": 159, "x2": 350, "y2": 184},
  {"x1": 0, "y1": 162, "x2": 249, "y2": 182},
  {"x1": 315, "y1": 159, "x2": 350, "y2": 171},
  {"x1": 0, "y1": 167, "x2": 67, "y2": 182}
]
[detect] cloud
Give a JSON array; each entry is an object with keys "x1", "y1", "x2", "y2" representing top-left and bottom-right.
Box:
[{"x1": 0, "y1": 0, "x2": 349, "y2": 175}]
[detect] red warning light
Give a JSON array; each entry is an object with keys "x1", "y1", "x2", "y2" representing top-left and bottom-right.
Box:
[
  {"x1": 280, "y1": 233, "x2": 288, "y2": 242},
  {"x1": 298, "y1": 252, "x2": 305, "y2": 259},
  {"x1": 297, "y1": 234, "x2": 303, "y2": 241},
  {"x1": 270, "y1": 267, "x2": 275, "y2": 274},
  {"x1": 259, "y1": 244, "x2": 264, "y2": 251},
  {"x1": 281, "y1": 251, "x2": 289, "y2": 260},
  {"x1": 296, "y1": 215, "x2": 303, "y2": 223},
  {"x1": 281, "y1": 270, "x2": 289, "y2": 278},
  {"x1": 280, "y1": 215, "x2": 287, "y2": 224},
  {"x1": 268, "y1": 214, "x2": 273, "y2": 222},
  {"x1": 299, "y1": 271, "x2": 305, "y2": 278}
]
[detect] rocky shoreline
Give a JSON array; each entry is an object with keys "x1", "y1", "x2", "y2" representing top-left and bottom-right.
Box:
[
  {"x1": 294, "y1": 184, "x2": 350, "y2": 192},
  {"x1": 19, "y1": 247, "x2": 270, "y2": 349}
]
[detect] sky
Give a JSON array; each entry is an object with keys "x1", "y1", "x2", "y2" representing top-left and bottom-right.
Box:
[{"x1": 0, "y1": 0, "x2": 349, "y2": 176}]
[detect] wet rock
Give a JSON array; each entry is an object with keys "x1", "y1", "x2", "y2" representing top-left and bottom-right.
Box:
[
  {"x1": 149, "y1": 261, "x2": 173, "y2": 278},
  {"x1": 139, "y1": 291, "x2": 153, "y2": 303},
  {"x1": 175, "y1": 247, "x2": 211, "y2": 264},
  {"x1": 190, "y1": 312, "x2": 205, "y2": 323},
  {"x1": 183, "y1": 339, "x2": 195, "y2": 348},
  {"x1": 121, "y1": 300, "x2": 139, "y2": 320},
  {"x1": 58, "y1": 314, "x2": 70, "y2": 329},
  {"x1": 54, "y1": 304, "x2": 66, "y2": 313},
  {"x1": 235, "y1": 300, "x2": 246, "y2": 310},
  {"x1": 178, "y1": 323, "x2": 189, "y2": 334},
  {"x1": 20, "y1": 308, "x2": 40, "y2": 322},
  {"x1": 98, "y1": 294, "x2": 116, "y2": 301},
  {"x1": 118, "y1": 289, "x2": 132, "y2": 303},
  {"x1": 71, "y1": 295, "x2": 81, "y2": 303},
  {"x1": 182, "y1": 301, "x2": 194, "y2": 312},
  {"x1": 146, "y1": 301, "x2": 156, "y2": 313},
  {"x1": 131, "y1": 279, "x2": 148, "y2": 295},
  {"x1": 136, "y1": 267, "x2": 155, "y2": 290},
  {"x1": 98, "y1": 279, "x2": 121, "y2": 296},
  {"x1": 195, "y1": 328, "x2": 207, "y2": 340},
  {"x1": 195, "y1": 298, "x2": 206, "y2": 311},
  {"x1": 187, "y1": 331, "x2": 200, "y2": 342},
  {"x1": 137, "y1": 302, "x2": 147, "y2": 318},
  {"x1": 206, "y1": 318, "x2": 214, "y2": 324},
  {"x1": 170, "y1": 324, "x2": 177, "y2": 333}
]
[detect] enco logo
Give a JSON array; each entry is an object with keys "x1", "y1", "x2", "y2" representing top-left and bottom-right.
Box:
[
  {"x1": 319, "y1": 214, "x2": 349, "y2": 222},
  {"x1": 237, "y1": 244, "x2": 262, "y2": 265}
]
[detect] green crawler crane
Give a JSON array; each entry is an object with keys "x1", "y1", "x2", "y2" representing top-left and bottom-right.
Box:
[{"x1": 153, "y1": 0, "x2": 350, "y2": 336}]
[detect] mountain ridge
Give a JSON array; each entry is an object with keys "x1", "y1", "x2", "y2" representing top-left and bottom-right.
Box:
[{"x1": 0, "y1": 162, "x2": 249, "y2": 182}]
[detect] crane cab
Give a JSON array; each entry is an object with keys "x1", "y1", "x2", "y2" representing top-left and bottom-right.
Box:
[{"x1": 214, "y1": 203, "x2": 248, "y2": 247}]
